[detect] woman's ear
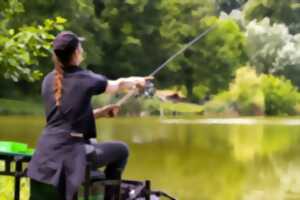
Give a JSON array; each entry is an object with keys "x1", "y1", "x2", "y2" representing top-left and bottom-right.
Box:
[{"x1": 74, "y1": 46, "x2": 83, "y2": 65}]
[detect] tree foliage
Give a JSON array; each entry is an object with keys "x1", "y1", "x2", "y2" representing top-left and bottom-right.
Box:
[
  {"x1": 246, "y1": 18, "x2": 300, "y2": 86},
  {"x1": 95, "y1": 0, "x2": 166, "y2": 78},
  {"x1": 159, "y1": 4, "x2": 246, "y2": 99},
  {"x1": 204, "y1": 67, "x2": 264, "y2": 115},
  {"x1": 205, "y1": 67, "x2": 300, "y2": 116},
  {"x1": 13, "y1": 0, "x2": 169, "y2": 79},
  {"x1": 11, "y1": 0, "x2": 246, "y2": 100},
  {"x1": 216, "y1": 0, "x2": 248, "y2": 13},
  {"x1": 261, "y1": 74, "x2": 300, "y2": 115},
  {"x1": 244, "y1": 0, "x2": 300, "y2": 33},
  {"x1": 2, "y1": 0, "x2": 300, "y2": 114},
  {"x1": 0, "y1": 0, "x2": 65, "y2": 82}
]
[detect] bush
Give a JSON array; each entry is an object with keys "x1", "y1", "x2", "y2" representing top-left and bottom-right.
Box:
[
  {"x1": 229, "y1": 67, "x2": 265, "y2": 115},
  {"x1": 92, "y1": 94, "x2": 203, "y2": 116},
  {"x1": 141, "y1": 98, "x2": 161, "y2": 115},
  {"x1": 192, "y1": 84, "x2": 209, "y2": 101},
  {"x1": 204, "y1": 67, "x2": 265, "y2": 116},
  {"x1": 261, "y1": 75, "x2": 300, "y2": 115},
  {"x1": 92, "y1": 94, "x2": 161, "y2": 116},
  {"x1": 203, "y1": 92, "x2": 236, "y2": 116},
  {"x1": 204, "y1": 67, "x2": 300, "y2": 116}
]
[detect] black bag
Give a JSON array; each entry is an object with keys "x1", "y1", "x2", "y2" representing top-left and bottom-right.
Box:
[
  {"x1": 120, "y1": 180, "x2": 175, "y2": 200},
  {"x1": 120, "y1": 180, "x2": 153, "y2": 200}
]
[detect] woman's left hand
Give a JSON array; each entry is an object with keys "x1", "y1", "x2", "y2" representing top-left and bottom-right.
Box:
[{"x1": 93, "y1": 104, "x2": 120, "y2": 118}]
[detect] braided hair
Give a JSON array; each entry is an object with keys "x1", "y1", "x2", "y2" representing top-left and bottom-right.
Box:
[{"x1": 52, "y1": 49, "x2": 76, "y2": 107}]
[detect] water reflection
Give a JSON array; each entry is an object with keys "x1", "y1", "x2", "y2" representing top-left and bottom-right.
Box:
[
  {"x1": 0, "y1": 116, "x2": 300, "y2": 200},
  {"x1": 162, "y1": 118, "x2": 300, "y2": 126}
]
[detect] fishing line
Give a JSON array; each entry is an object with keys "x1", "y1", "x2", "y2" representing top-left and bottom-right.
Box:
[{"x1": 150, "y1": 24, "x2": 218, "y2": 77}]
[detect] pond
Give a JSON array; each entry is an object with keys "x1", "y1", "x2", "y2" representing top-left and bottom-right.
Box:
[{"x1": 1, "y1": 116, "x2": 300, "y2": 200}]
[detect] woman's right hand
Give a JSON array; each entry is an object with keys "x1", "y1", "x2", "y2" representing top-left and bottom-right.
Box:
[
  {"x1": 119, "y1": 76, "x2": 153, "y2": 91},
  {"x1": 106, "y1": 76, "x2": 153, "y2": 94}
]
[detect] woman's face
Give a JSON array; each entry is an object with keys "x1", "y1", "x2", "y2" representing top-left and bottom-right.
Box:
[{"x1": 73, "y1": 43, "x2": 84, "y2": 65}]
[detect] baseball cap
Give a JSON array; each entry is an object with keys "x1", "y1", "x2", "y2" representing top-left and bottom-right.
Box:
[{"x1": 53, "y1": 31, "x2": 85, "y2": 53}]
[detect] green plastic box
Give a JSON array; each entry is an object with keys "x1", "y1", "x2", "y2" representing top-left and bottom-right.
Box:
[{"x1": 0, "y1": 141, "x2": 34, "y2": 155}]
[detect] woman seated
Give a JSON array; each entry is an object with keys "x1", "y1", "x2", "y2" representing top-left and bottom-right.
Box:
[{"x1": 27, "y1": 31, "x2": 148, "y2": 200}]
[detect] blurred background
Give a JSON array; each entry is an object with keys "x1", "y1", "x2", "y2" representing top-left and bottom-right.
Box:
[{"x1": 1, "y1": 0, "x2": 300, "y2": 199}]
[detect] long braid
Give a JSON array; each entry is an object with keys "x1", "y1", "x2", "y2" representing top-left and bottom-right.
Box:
[
  {"x1": 52, "y1": 36, "x2": 79, "y2": 107},
  {"x1": 53, "y1": 54, "x2": 64, "y2": 107}
]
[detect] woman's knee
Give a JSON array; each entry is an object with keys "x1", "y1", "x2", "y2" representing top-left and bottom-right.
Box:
[
  {"x1": 116, "y1": 141, "x2": 129, "y2": 159},
  {"x1": 93, "y1": 141, "x2": 129, "y2": 161}
]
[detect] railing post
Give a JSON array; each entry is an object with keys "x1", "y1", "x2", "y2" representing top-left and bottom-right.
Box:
[
  {"x1": 145, "y1": 180, "x2": 151, "y2": 200},
  {"x1": 84, "y1": 165, "x2": 90, "y2": 200},
  {"x1": 14, "y1": 156, "x2": 23, "y2": 200},
  {"x1": 5, "y1": 159, "x2": 11, "y2": 174}
]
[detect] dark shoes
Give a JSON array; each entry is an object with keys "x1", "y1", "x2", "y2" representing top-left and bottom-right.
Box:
[{"x1": 104, "y1": 184, "x2": 121, "y2": 200}]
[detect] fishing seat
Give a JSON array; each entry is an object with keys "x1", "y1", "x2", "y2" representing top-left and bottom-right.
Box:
[
  {"x1": 29, "y1": 163, "x2": 109, "y2": 200},
  {"x1": 29, "y1": 165, "x2": 108, "y2": 200}
]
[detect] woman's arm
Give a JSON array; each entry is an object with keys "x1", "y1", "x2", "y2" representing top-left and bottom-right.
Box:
[
  {"x1": 93, "y1": 104, "x2": 120, "y2": 119},
  {"x1": 93, "y1": 77, "x2": 151, "y2": 119},
  {"x1": 105, "y1": 77, "x2": 149, "y2": 94}
]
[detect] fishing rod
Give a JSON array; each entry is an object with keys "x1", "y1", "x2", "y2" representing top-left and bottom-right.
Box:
[{"x1": 115, "y1": 24, "x2": 218, "y2": 107}]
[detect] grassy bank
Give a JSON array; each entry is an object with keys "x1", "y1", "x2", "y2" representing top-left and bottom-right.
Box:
[
  {"x1": 0, "y1": 97, "x2": 204, "y2": 116},
  {"x1": 92, "y1": 94, "x2": 204, "y2": 116},
  {"x1": 160, "y1": 102, "x2": 203, "y2": 113},
  {"x1": 0, "y1": 99, "x2": 43, "y2": 115}
]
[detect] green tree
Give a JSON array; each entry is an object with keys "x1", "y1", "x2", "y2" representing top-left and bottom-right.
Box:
[
  {"x1": 0, "y1": 0, "x2": 65, "y2": 82},
  {"x1": 95, "y1": 0, "x2": 167, "y2": 78},
  {"x1": 244, "y1": 0, "x2": 300, "y2": 33},
  {"x1": 2, "y1": 0, "x2": 107, "y2": 97},
  {"x1": 4, "y1": 0, "x2": 167, "y2": 98},
  {"x1": 4, "y1": 0, "x2": 246, "y2": 102},
  {"x1": 216, "y1": 0, "x2": 248, "y2": 13},
  {"x1": 245, "y1": 18, "x2": 300, "y2": 86},
  {"x1": 13, "y1": 0, "x2": 103, "y2": 69},
  {"x1": 159, "y1": 1, "x2": 246, "y2": 99},
  {"x1": 15, "y1": 0, "x2": 167, "y2": 79}
]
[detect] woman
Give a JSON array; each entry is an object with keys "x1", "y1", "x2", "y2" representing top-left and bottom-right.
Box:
[{"x1": 27, "y1": 31, "x2": 147, "y2": 200}]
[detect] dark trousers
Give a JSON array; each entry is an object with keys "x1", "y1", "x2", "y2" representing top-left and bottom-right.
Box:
[
  {"x1": 86, "y1": 141, "x2": 129, "y2": 200},
  {"x1": 87, "y1": 141, "x2": 129, "y2": 178}
]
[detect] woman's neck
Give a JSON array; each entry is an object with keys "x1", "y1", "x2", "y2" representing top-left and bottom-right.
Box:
[{"x1": 70, "y1": 60, "x2": 81, "y2": 66}]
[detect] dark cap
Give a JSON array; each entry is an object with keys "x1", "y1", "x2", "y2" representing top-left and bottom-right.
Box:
[{"x1": 53, "y1": 31, "x2": 85, "y2": 52}]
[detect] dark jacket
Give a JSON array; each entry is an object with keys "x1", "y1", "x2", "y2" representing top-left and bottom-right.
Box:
[{"x1": 27, "y1": 66, "x2": 107, "y2": 200}]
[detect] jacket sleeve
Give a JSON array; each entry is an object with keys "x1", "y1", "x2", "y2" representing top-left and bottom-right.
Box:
[{"x1": 88, "y1": 71, "x2": 108, "y2": 95}]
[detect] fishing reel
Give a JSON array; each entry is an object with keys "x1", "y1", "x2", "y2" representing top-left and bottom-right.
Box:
[{"x1": 137, "y1": 79, "x2": 156, "y2": 98}]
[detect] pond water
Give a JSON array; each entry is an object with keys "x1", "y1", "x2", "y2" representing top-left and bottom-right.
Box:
[{"x1": 1, "y1": 116, "x2": 300, "y2": 200}]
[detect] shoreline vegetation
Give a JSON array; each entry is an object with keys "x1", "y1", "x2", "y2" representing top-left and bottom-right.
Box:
[
  {"x1": 0, "y1": 97, "x2": 205, "y2": 116},
  {"x1": 3, "y1": 65, "x2": 300, "y2": 118},
  {"x1": 2, "y1": 67, "x2": 300, "y2": 117}
]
